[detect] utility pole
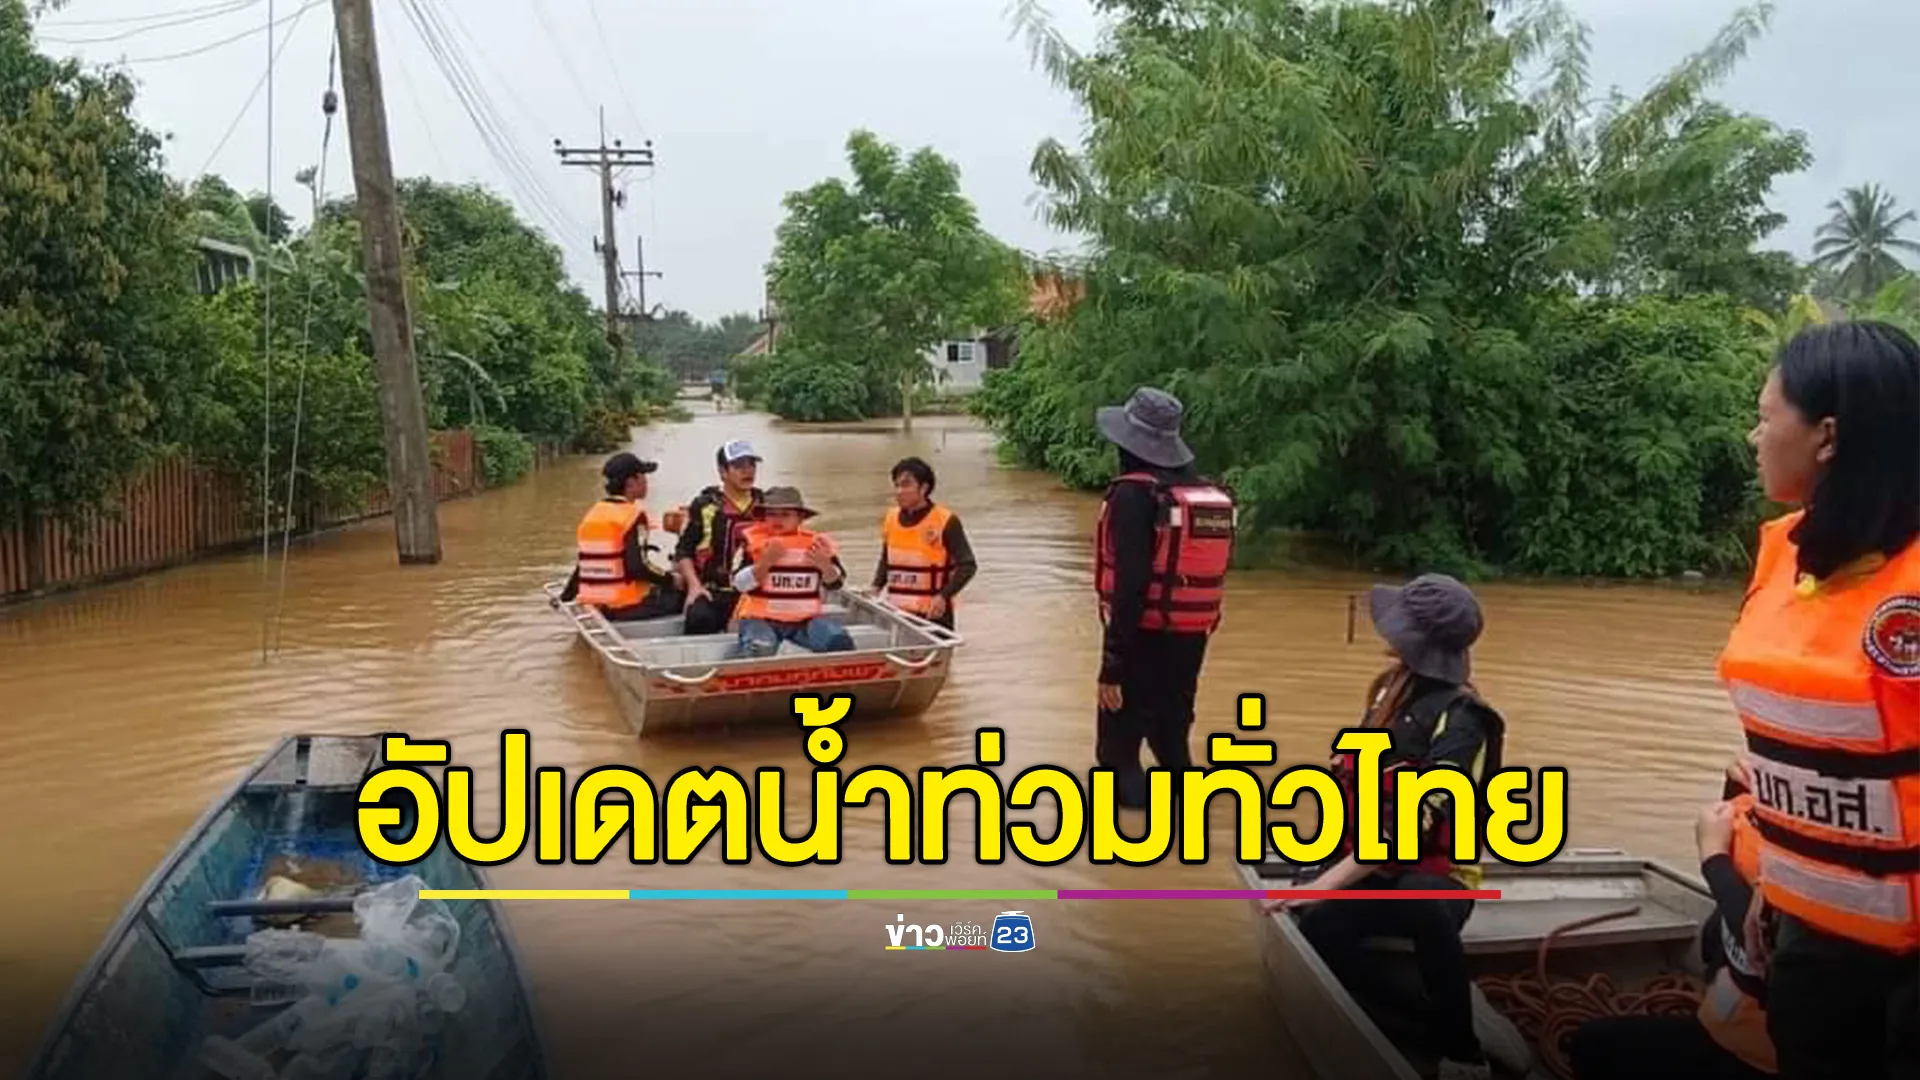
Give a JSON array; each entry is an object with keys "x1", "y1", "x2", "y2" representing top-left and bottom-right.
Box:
[
  {"x1": 555, "y1": 108, "x2": 655, "y2": 349},
  {"x1": 331, "y1": 0, "x2": 441, "y2": 564},
  {"x1": 625, "y1": 233, "x2": 663, "y2": 322}
]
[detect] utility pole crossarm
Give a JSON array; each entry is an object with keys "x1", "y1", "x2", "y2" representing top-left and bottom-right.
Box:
[{"x1": 552, "y1": 109, "x2": 656, "y2": 348}]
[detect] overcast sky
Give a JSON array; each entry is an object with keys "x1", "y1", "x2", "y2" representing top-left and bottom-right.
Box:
[{"x1": 31, "y1": 0, "x2": 1919, "y2": 321}]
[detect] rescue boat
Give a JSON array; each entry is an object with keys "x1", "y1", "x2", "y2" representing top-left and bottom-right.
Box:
[
  {"x1": 23, "y1": 734, "x2": 548, "y2": 1080},
  {"x1": 543, "y1": 584, "x2": 963, "y2": 736},
  {"x1": 1239, "y1": 849, "x2": 1718, "y2": 1080}
]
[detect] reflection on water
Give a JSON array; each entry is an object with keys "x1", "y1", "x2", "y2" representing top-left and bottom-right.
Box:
[{"x1": 0, "y1": 404, "x2": 1748, "y2": 1077}]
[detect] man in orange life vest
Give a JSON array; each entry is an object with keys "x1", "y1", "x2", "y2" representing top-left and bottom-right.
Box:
[
  {"x1": 730, "y1": 486, "x2": 855, "y2": 658},
  {"x1": 870, "y1": 457, "x2": 977, "y2": 631},
  {"x1": 1570, "y1": 763, "x2": 1778, "y2": 1080},
  {"x1": 1092, "y1": 387, "x2": 1238, "y2": 808},
  {"x1": 557, "y1": 452, "x2": 682, "y2": 620}
]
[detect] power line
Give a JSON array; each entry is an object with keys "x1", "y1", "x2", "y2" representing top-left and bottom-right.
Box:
[
  {"x1": 395, "y1": 0, "x2": 584, "y2": 247},
  {"x1": 114, "y1": 0, "x2": 320, "y2": 65},
  {"x1": 192, "y1": 0, "x2": 312, "y2": 179},
  {"x1": 35, "y1": 0, "x2": 261, "y2": 44},
  {"x1": 583, "y1": 0, "x2": 647, "y2": 139},
  {"x1": 527, "y1": 0, "x2": 596, "y2": 116},
  {"x1": 33, "y1": 0, "x2": 254, "y2": 28}
]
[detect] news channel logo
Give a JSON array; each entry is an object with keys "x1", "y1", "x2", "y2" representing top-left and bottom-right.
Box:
[{"x1": 884, "y1": 911, "x2": 1035, "y2": 952}]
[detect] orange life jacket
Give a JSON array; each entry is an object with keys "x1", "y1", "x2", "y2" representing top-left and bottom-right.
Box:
[
  {"x1": 881, "y1": 504, "x2": 953, "y2": 617},
  {"x1": 735, "y1": 524, "x2": 828, "y2": 623},
  {"x1": 1717, "y1": 510, "x2": 1920, "y2": 954},
  {"x1": 1698, "y1": 793, "x2": 1777, "y2": 1073},
  {"x1": 575, "y1": 498, "x2": 651, "y2": 610},
  {"x1": 1094, "y1": 472, "x2": 1237, "y2": 634}
]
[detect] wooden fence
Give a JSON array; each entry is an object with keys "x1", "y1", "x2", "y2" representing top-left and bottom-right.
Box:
[{"x1": 1, "y1": 429, "x2": 481, "y2": 603}]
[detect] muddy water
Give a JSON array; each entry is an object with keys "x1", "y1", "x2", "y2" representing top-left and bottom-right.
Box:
[{"x1": 0, "y1": 405, "x2": 1751, "y2": 1078}]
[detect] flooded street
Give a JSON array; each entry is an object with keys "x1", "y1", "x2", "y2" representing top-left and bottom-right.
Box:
[{"x1": 0, "y1": 405, "x2": 1752, "y2": 1078}]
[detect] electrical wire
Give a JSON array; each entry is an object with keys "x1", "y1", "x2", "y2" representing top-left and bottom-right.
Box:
[
  {"x1": 33, "y1": 0, "x2": 254, "y2": 27},
  {"x1": 34, "y1": 0, "x2": 261, "y2": 44},
  {"x1": 583, "y1": 0, "x2": 647, "y2": 139},
  {"x1": 397, "y1": 0, "x2": 590, "y2": 252},
  {"x1": 527, "y1": 0, "x2": 597, "y2": 117},
  {"x1": 114, "y1": 0, "x2": 319, "y2": 65},
  {"x1": 258, "y1": 0, "x2": 277, "y2": 662},
  {"x1": 193, "y1": 0, "x2": 311, "y2": 179}
]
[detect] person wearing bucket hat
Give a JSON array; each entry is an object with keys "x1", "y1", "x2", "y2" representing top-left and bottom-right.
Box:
[
  {"x1": 557, "y1": 452, "x2": 683, "y2": 620},
  {"x1": 1261, "y1": 572, "x2": 1517, "y2": 1080},
  {"x1": 1090, "y1": 387, "x2": 1240, "y2": 809},
  {"x1": 728, "y1": 486, "x2": 855, "y2": 658},
  {"x1": 672, "y1": 439, "x2": 768, "y2": 634}
]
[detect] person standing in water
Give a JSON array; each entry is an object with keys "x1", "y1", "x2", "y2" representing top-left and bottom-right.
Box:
[
  {"x1": 871, "y1": 457, "x2": 977, "y2": 631},
  {"x1": 1715, "y1": 320, "x2": 1919, "y2": 1080},
  {"x1": 1091, "y1": 387, "x2": 1237, "y2": 808}
]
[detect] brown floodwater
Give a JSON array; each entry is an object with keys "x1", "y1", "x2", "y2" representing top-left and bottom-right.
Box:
[{"x1": 0, "y1": 404, "x2": 1752, "y2": 1078}]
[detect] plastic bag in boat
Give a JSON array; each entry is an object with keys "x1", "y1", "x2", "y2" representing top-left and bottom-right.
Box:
[{"x1": 207, "y1": 875, "x2": 469, "y2": 1080}]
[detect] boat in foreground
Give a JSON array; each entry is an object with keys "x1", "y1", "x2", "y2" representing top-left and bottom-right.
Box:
[
  {"x1": 1240, "y1": 849, "x2": 1716, "y2": 1080},
  {"x1": 545, "y1": 583, "x2": 963, "y2": 735},
  {"x1": 24, "y1": 734, "x2": 546, "y2": 1080}
]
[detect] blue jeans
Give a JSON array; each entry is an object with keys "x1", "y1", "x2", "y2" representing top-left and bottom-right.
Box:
[{"x1": 733, "y1": 616, "x2": 855, "y2": 659}]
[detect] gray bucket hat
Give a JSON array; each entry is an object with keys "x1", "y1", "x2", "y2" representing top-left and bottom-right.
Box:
[
  {"x1": 755, "y1": 486, "x2": 818, "y2": 519},
  {"x1": 1096, "y1": 387, "x2": 1195, "y2": 469},
  {"x1": 1369, "y1": 573, "x2": 1484, "y2": 684}
]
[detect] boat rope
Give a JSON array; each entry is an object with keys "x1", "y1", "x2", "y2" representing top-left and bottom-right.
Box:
[
  {"x1": 266, "y1": 27, "x2": 340, "y2": 659},
  {"x1": 1475, "y1": 906, "x2": 1705, "y2": 1080}
]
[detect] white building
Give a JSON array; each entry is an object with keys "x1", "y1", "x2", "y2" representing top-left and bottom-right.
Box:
[{"x1": 923, "y1": 332, "x2": 1014, "y2": 393}]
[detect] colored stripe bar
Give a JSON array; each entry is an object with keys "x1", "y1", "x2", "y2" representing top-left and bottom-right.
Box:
[
  {"x1": 418, "y1": 890, "x2": 629, "y2": 901},
  {"x1": 1062, "y1": 889, "x2": 1504, "y2": 901},
  {"x1": 628, "y1": 889, "x2": 848, "y2": 900},
  {"x1": 847, "y1": 890, "x2": 1057, "y2": 901}
]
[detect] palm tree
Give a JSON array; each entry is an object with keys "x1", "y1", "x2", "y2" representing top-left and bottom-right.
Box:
[{"x1": 1811, "y1": 184, "x2": 1920, "y2": 301}]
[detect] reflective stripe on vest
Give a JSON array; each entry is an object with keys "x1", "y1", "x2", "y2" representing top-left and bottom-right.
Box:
[
  {"x1": 1094, "y1": 472, "x2": 1238, "y2": 634},
  {"x1": 575, "y1": 498, "x2": 649, "y2": 609},
  {"x1": 881, "y1": 504, "x2": 952, "y2": 616},
  {"x1": 693, "y1": 491, "x2": 760, "y2": 585},
  {"x1": 736, "y1": 525, "x2": 826, "y2": 622},
  {"x1": 1717, "y1": 510, "x2": 1920, "y2": 953}
]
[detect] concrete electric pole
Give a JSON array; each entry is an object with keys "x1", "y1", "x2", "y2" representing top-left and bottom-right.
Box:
[
  {"x1": 554, "y1": 108, "x2": 655, "y2": 349},
  {"x1": 331, "y1": 0, "x2": 441, "y2": 564}
]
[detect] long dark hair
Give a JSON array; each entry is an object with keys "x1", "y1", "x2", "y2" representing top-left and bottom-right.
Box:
[{"x1": 1775, "y1": 321, "x2": 1920, "y2": 579}]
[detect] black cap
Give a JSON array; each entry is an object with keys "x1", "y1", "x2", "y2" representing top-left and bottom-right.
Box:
[{"x1": 603, "y1": 452, "x2": 657, "y2": 485}]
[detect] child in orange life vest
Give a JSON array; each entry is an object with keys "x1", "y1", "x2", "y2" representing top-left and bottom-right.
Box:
[
  {"x1": 1570, "y1": 766, "x2": 1777, "y2": 1080},
  {"x1": 1262, "y1": 574, "x2": 1516, "y2": 1080},
  {"x1": 869, "y1": 457, "x2": 976, "y2": 631},
  {"x1": 728, "y1": 486, "x2": 854, "y2": 659}
]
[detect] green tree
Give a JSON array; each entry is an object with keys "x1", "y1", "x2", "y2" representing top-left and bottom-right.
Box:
[
  {"x1": 766, "y1": 130, "x2": 1024, "y2": 427},
  {"x1": 0, "y1": 0, "x2": 214, "y2": 523},
  {"x1": 1811, "y1": 183, "x2": 1920, "y2": 302},
  {"x1": 986, "y1": 0, "x2": 1800, "y2": 577}
]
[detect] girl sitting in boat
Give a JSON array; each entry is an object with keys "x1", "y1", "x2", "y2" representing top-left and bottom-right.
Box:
[{"x1": 1262, "y1": 573, "x2": 1522, "y2": 1080}]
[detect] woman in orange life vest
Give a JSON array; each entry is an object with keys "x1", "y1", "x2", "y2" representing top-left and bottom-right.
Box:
[
  {"x1": 869, "y1": 457, "x2": 977, "y2": 631},
  {"x1": 1261, "y1": 573, "x2": 1519, "y2": 1080},
  {"x1": 1569, "y1": 765, "x2": 1777, "y2": 1080},
  {"x1": 729, "y1": 486, "x2": 856, "y2": 659},
  {"x1": 1091, "y1": 387, "x2": 1238, "y2": 810},
  {"x1": 557, "y1": 452, "x2": 682, "y2": 620},
  {"x1": 1718, "y1": 321, "x2": 1920, "y2": 1080}
]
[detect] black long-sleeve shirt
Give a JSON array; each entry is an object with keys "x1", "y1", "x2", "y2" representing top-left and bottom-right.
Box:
[
  {"x1": 870, "y1": 502, "x2": 978, "y2": 598},
  {"x1": 559, "y1": 498, "x2": 663, "y2": 602},
  {"x1": 1099, "y1": 463, "x2": 1199, "y2": 684}
]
